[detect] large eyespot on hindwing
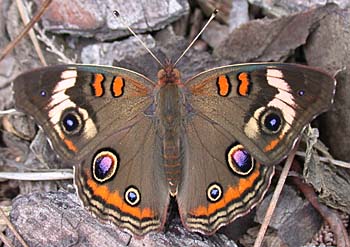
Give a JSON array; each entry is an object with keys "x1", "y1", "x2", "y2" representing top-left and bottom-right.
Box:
[
  {"x1": 92, "y1": 149, "x2": 119, "y2": 183},
  {"x1": 124, "y1": 186, "x2": 141, "y2": 206},
  {"x1": 259, "y1": 107, "x2": 284, "y2": 135},
  {"x1": 60, "y1": 108, "x2": 84, "y2": 135},
  {"x1": 226, "y1": 143, "x2": 255, "y2": 176}
]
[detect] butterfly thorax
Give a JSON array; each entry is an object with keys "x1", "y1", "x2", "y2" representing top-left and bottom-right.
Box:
[{"x1": 156, "y1": 65, "x2": 185, "y2": 196}]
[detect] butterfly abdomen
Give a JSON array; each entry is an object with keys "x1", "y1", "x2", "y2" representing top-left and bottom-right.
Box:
[
  {"x1": 156, "y1": 79, "x2": 185, "y2": 196},
  {"x1": 162, "y1": 133, "x2": 184, "y2": 196}
]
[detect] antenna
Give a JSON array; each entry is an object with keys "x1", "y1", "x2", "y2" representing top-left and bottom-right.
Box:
[
  {"x1": 173, "y1": 9, "x2": 218, "y2": 67},
  {"x1": 113, "y1": 10, "x2": 164, "y2": 68}
]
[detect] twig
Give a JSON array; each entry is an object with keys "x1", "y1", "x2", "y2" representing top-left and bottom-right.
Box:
[
  {"x1": 0, "y1": 231, "x2": 15, "y2": 247},
  {"x1": 15, "y1": 0, "x2": 47, "y2": 66},
  {"x1": 295, "y1": 151, "x2": 350, "y2": 169},
  {"x1": 0, "y1": 170, "x2": 73, "y2": 181},
  {"x1": 0, "y1": 207, "x2": 28, "y2": 247},
  {"x1": 0, "y1": 109, "x2": 17, "y2": 116},
  {"x1": 0, "y1": 0, "x2": 52, "y2": 62},
  {"x1": 253, "y1": 139, "x2": 300, "y2": 247},
  {"x1": 34, "y1": 25, "x2": 77, "y2": 64}
]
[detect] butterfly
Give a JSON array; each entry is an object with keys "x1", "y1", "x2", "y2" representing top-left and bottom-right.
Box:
[{"x1": 12, "y1": 59, "x2": 336, "y2": 236}]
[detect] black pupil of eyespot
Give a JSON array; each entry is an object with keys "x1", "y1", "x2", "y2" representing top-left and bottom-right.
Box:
[
  {"x1": 264, "y1": 113, "x2": 281, "y2": 132},
  {"x1": 63, "y1": 113, "x2": 79, "y2": 132},
  {"x1": 210, "y1": 188, "x2": 219, "y2": 198},
  {"x1": 232, "y1": 149, "x2": 252, "y2": 173},
  {"x1": 128, "y1": 191, "x2": 137, "y2": 202}
]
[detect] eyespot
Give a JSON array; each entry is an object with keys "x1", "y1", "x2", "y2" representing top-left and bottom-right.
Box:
[
  {"x1": 207, "y1": 183, "x2": 223, "y2": 203},
  {"x1": 260, "y1": 108, "x2": 283, "y2": 134},
  {"x1": 61, "y1": 109, "x2": 83, "y2": 135},
  {"x1": 124, "y1": 186, "x2": 141, "y2": 206},
  {"x1": 227, "y1": 144, "x2": 254, "y2": 176},
  {"x1": 92, "y1": 149, "x2": 119, "y2": 183},
  {"x1": 298, "y1": 89, "x2": 305, "y2": 96},
  {"x1": 40, "y1": 90, "x2": 47, "y2": 97}
]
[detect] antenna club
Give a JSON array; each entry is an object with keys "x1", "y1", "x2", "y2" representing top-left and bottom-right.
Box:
[
  {"x1": 213, "y1": 9, "x2": 219, "y2": 15},
  {"x1": 113, "y1": 10, "x2": 120, "y2": 17}
]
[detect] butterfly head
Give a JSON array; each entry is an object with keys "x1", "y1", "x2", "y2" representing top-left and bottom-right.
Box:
[{"x1": 157, "y1": 62, "x2": 181, "y2": 86}]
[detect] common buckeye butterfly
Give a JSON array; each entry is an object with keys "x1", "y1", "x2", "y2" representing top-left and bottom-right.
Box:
[{"x1": 12, "y1": 10, "x2": 336, "y2": 237}]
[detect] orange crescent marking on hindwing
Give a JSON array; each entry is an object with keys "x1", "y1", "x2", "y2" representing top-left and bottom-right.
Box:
[
  {"x1": 191, "y1": 165, "x2": 261, "y2": 216},
  {"x1": 86, "y1": 178, "x2": 155, "y2": 219}
]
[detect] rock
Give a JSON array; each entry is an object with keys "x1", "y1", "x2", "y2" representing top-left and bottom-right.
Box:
[
  {"x1": 303, "y1": 7, "x2": 350, "y2": 213},
  {"x1": 214, "y1": 4, "x2": 338, "y2": 63},
  {"x1": 30, "y1": 129, "x2": 67, "y2": 169},
  {"x1": 248, "y1": 0, "x2": 349, "y2": 17},
  {"x1": 202, "y1": 21, "x2": 230, "y2": 49},
  {"x1": 81, "y1": 35, "x2": 156, "y2": 65},
  {"x1": 256, "y1": 186, "x2": 322, "y2": 246},
  {"x1": 34, "y1": 0, "x2": 190, "y2": 41},
  {"x1": 0, "y1": 56, "x2": 18, "y2": 110},
  {"x1": 7, "y1": 191, "x2": 238, "y2": 247},
  {"x1": 0, "y1": 0, "x2": 10, "y2": 48},
  {"x1": 239, "y1": 226, "x2": 288, "y2": 247},
  {"x1": 227, "y1": 0, "x2": 249, "y2": 31},
  {"x1": 193, "y1": 0, "x2": 250, "y2": 31}
]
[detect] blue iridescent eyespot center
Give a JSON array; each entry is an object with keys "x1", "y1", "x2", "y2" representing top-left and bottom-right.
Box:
[
  {"x1": 207, "y1": 183, "x2": 222, "y2": 203},
  {"x1": 210, "y1": 188, "x2": 219, "y2": 199},
  {"x1": 264, "y1": 113, "x2": 281, "y2": 132},
  {"x1": 95, "y1": 156, "x2": 113, "y2": 178},
  {"x1": 228, "y1": 144, "x2": 254, "y2": 176},
  {"x1": 40, "y1": 90, "x2": 46, "y2": 97},
  {"x1": 128, "y1": 191, "x2": 137, "y2": 202},
  {"x1": 232, "y1": 149, "x2": 252, "y2": 173},
  {"x1": 92, "y1": 150, "x2": 118, "y2": 183},
  {"x1": 298, "y1": 90, "x2": 305, "y2": 96},
  {"x1": 124, "y1": 186, "x2": 140, "y2": 206}
]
